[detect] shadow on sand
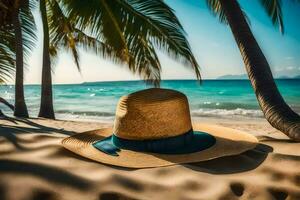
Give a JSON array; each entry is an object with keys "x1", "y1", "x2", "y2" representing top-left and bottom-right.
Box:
[
  {"x1": 0, "y1": 159, "x2": 92, "y2": 190},
  {"x1": 0, "y1": 117, "x2": 93, "y2": 193},
  {"x1": 0, "y1": 116, "x2": 76, "y2": 135},
  {"x1": 0, "y1": 117, "x2": 76, "y2": 150},
  {"x1": 184, "y1": 143, "x2": 273, "y2": 174},
  {"x1": 0, "y1": 118, "x2": 274, "y2": 197},
  {"x1": 257, "y1": 135, "x2": 300, "y2": 143}
]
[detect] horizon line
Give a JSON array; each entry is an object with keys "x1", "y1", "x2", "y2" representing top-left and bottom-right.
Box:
[{"x1": 2, "y1": 77, "x2": 300, "y2": 86}]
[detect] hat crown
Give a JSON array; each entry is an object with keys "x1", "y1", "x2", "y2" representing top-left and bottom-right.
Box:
[{"x1": 113, "y1": 88, "x2": 192, "y2": 140}]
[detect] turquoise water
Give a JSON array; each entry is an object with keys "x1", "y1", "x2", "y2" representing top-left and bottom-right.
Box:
[{"x1": 0, "y1": 80, "x2": 299, "y2": 122}]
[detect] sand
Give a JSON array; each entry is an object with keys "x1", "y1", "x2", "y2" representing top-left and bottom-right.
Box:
[{"x1": 0, "y1": 117, "x2": 299, "y2": 200}]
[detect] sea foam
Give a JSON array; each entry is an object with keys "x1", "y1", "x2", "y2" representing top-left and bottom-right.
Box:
[{"x1": 191, "y1": 108, "x2": 263, "y2": 118}]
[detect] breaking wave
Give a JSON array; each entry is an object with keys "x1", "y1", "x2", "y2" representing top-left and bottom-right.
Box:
[
  {"x1": 191, "y1": 108, "x2": 263, "y2": 118},
  {"x1": 56, "y1": 110, "x2": 115, "y2": 117}
]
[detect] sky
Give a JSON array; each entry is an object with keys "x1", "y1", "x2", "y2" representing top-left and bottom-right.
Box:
[{"x1": 22, "y1": 0, "x2": 300, "y2": 84}]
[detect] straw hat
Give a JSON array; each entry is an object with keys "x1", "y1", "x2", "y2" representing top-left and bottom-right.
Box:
[{"x1": 62, "y1": 88, "x2": 258, "y2": 168}]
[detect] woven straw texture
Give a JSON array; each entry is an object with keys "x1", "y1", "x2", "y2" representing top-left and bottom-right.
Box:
[
  {"x1": 62, "y1": 123, "x2": 258, "y2": 168},
  {"x1": 113, "y1": 88, "x2": 192, "y2": 140}
]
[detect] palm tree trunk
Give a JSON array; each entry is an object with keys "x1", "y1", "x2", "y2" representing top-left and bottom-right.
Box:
[
  {"x1": 219, "y1": 0, "x2": 300, "y2": 141},
  {"x1": 38, "y1": 0, "x2": 55, "y2": 119},
  {"x1": 13, "y1": 4, "x2": 29, "y2": 118}
]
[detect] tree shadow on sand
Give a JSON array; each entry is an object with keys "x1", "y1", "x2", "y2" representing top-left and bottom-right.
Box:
[
  {"x1": 0, "y1": 117, "x2": 76, "y2": 150},
  {"x1": 0, "y1": 159, "x2": 92, "y2": 190},
  {"x1": 184, "y1": 143, "x2": 273, "y2": 174},
  {"x1": 1, "y1": 117, "x2": 76, "y2": 135},
  {"x1": 257, "y1": 135, "x2": 300, "y2": 143}
]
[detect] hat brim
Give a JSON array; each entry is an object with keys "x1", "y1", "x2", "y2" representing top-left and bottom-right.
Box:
[{"x1": 61, "y1": 123, "x2": 258, "y2": 168}]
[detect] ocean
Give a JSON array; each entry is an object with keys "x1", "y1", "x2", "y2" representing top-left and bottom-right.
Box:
[{"x1": 0, "y1": 79, "x2": 299, "y2": 122}]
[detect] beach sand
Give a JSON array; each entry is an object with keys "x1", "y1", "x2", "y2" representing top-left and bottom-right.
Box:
[{"x1": 0, "y1": 117, "x2": 299, "y2": 200}]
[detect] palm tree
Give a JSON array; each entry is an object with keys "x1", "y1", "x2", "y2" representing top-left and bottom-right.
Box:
[
  {"x1": 38, "y1": 0, "x2": 201, "y2": 119},
  {"x1": 0, "y1": 27, "x2": 15, "y2": 117},
  {"x1": 206, "y1": 0, "x2": 300, "y2": 140},
  {"x1": 38, "y1": 0, "x2": 55, "y2": 119},
  {"x1": 38, "y1": 0, "x2": 116, "y2": 119},
  {"x1": 13, "y1": 0, "x2": 35, "y2": 117},
  {"x1": 0, "y1": 0, "x2": 35, "y2": 118},
  {"x1": 0, "y1": 1, "x2": 16, "y2": 116},
  {"x1": 12, "y1": 0, "x2": 29, "y2": 117}
]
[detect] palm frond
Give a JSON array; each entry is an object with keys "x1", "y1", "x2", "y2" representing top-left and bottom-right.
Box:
[
  {"x1": 207, "y1": 0, "x2": 284, "y2": 33},
  {"x1": 118, "y1": 0, "x2": 201, "y2": 85},
  {"x1": 0, "y1": 0, "x2": 36, "y2": 83},
  {"x1": 0, "y1": 29, "x2": 15, "y2": 83},
  {"x1": 74, "y1": 28, "x2": 122, "y2": 64},
  {"x1": 0, "y1": 1, "x2": 15, "y2": 83},
  {"x1": 19, "y1": 0, "x2": 37, "y2": 61},
  {"x1": 258, "y1": 0, "x2": 284, "y2": 34},
  {"x1": 206, "y1": 0, "x2": 251, "y2": 25},
  {"x1": 0, "y1": 0, "x2": 13, "y2": 28},
  {"x1": 61, "y1": 0, "x2": 201, "y2": 85},
  {"x1": 61, "y1": 0, "x2": 130, "y2": 62},
  {"x1": 127, "y1": 33, "x2": 162, "y2": 86},
  {"x1": 206, "y1": 0, "x2": 227, "y2": 23},
  {"x1": 47, "y1": 0, "x2": 121, "y2": 72},
  {"x1": 47, "y1": 0, "x2": 81, "y2": 71}
]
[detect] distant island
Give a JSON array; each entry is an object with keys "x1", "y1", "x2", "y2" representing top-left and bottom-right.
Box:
[
  {"x1": 217, "y1": 74, "x2": 300, "y2": 80},
  {"x1": 217, "y1": 74, "x2": 248, "y2": 80}
]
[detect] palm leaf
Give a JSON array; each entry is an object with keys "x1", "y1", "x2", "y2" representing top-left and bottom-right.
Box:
[
  {"x1": 0, "y1": 29, "x2": 15, "y2": 83},
  {"x1": 47, "y1": 0, "x2": 121, "y2": 72},
  {"x1": 0, "y1": 1, "x2": 15, "y2": 83},
  {"x1": 258, "y1": 0, "x2": 284, "y2": 33},
  {"x1": 0, "y1": 0, "x2": 13, "y2": 27},
  {"x1": 47, "y1": 0, "x2": 81, "y2": 70},
  {"x1": 61, "y1": 0, "x2": 201, "y2": 85},
  {"x1": 117, "y1": 0, "x2": 201, "y2": 85},
  {"x1": 207, "y1": 0, "x2": 284, "y2": 34},
  {"x1": 206, "y1": 0, "x2": 227, "y2": 23},
  {"x1": 0, "y1": 0, "x2": 36, "y2": 83},
  {"x1": 19, "y1": 0, "x2": 37, "y2": 61},
  {"x1": 127, "y1": 33, "x2": 162, "y2": 86},
  {"x1": 206, "y1": 0, "x2": 251, "y2": 25},
  {"x1": 61, "y1": 0, "x2": 130, "y2": 62}
]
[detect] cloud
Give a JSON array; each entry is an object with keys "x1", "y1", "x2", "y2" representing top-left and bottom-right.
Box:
[
  {"x1": 284, "y1": 56, "x2": 294, "y2": 60},
  {"x1": 273, "y1": 65, "x2": 300, "y2": 78},
  {"x1": 286, "y1": 66, "x2": 296, "y2": 70},
  {"x1": 276, "y1": 66, "x2": 297, "y2": 71}
]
